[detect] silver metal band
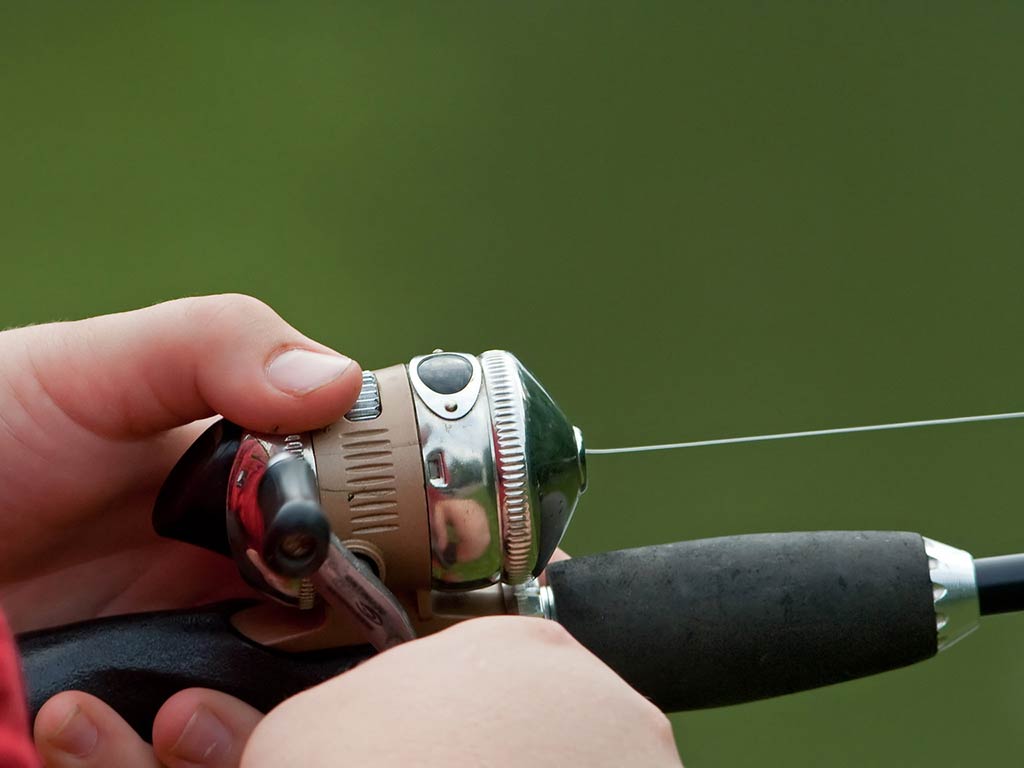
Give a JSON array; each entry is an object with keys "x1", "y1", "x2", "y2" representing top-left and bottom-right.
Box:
[
  {"x1": 923, "y1": 537, "x2": 980, "y2": 651},
  {"x1": 505, "y1": 577, "x2": 557, "y2": 621}
]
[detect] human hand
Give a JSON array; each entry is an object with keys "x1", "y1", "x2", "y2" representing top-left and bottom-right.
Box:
[
  {"x1": 0, "y1": 294, "x2": 363, "y2": 633},
  {"x1": 18, "y1": 300, "x2": 679, "y2": 767},
  {"x1": 36, "y1": 614, "x2": 681, "y2": 768},
  {"x1": 240, "y1": 616, "x2": 682, "y2": 768}
]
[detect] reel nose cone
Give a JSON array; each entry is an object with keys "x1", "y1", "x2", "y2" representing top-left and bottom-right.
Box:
[
  {"x1": 514, "y1": 357, "x2": 587, "y2": 579},
  {"x1": 153, "y1": 419, "x2": 240, "y2": 558}
]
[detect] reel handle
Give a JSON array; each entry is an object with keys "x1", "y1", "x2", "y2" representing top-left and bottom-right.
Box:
[{"x1": 255, "y1": 456, "x2": 330, "y2": 578}]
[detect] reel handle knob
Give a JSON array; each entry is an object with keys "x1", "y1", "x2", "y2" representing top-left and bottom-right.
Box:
[{"x1": 257, "y1": 456, "x2": 330, "y2": 579}]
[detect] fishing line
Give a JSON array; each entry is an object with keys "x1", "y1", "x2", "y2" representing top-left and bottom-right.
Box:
[{"x1": 588, "y1": 411, "x2": 1024, "y2": 455}]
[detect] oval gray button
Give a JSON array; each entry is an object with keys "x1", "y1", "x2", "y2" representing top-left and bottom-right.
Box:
[{"x1": 417, "y1": 354, "x2": 474, "y2": 395}]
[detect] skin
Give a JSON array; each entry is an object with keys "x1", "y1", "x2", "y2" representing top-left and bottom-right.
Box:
[
  {"x1": 240, "y1": 617, "x2": 682, "y2": 768},
  {"x1": 0, "y1": 295, "x2": 682, "y2": 767}
]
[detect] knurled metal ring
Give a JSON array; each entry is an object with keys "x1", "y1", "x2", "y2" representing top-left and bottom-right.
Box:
[{"x1": 481, "y1": 350, "x2": 534, "y2": 584}]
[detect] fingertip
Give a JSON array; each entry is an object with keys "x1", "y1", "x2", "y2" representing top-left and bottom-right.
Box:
[
  {"x1": 548, "y1": 547, "x2": 571, "y2": 565},
  {"x1": 248, "y1": 345, "x2": 365, "y2": 433},
  {"x1": 34, "y1": 692, "x2": 96, "y2": 757},
  {"x1": 181, "y1": 295, "x2": 366, "y2": 434},
  {"x1": 153, "y1": 688, "x2": 263, "y2": 768},
  {"x1": 265, "y1": 348, "x2": 357, "y2": 398},
  {"x1": 151, "y1": 689, "x2": 207, "y2": 752},
  {"x1": 35, "y1": 691, "x2": 156, "y2": 767},
  {"x1": 540, "y1": 547, "x2": 571, "y2": 585},
  {"x1": 193, "y1": 295, "x2": 366, "y2": 434},
  {"x1": 24, "y1": 293, "x2": 367, "y2": 438}
]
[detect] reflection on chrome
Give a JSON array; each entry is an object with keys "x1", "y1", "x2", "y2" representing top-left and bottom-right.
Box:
[
  {"x1": 411, "y1": 359, "x2": 503, "y2": 589},
  {"x1": 430, "y1": 498, "x2": 494, "y2": 568}
]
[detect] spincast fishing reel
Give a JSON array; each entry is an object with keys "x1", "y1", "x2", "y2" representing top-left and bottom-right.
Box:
[
  {"x1": 19, "y1": 347, "x2": 1024, "y2": 749},
  {"x1": 151, "y1": 350, "x2": 587, "y2": 652}
]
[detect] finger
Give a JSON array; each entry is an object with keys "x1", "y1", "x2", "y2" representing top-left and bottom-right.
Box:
[
  {"x1": 6, "y1": 294, "x2": 364, "y2": 438},
  {"x1": 34, "y1": 691, "x2": 159, "y2": 768},
  {"x1": 152, "y1": 688, "x2": 263, "y2": 768},
  {"x1": 540, "y1": 546, "x2": 570, "y2": 585},
  {"x1": 548, "y1": 547, "x2": 570, "y2": 565}
]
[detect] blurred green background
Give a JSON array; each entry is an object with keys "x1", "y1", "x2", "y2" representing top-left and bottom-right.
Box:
[{"x1": 3, "y1": 3, "x2": 1024, "y2": 765}]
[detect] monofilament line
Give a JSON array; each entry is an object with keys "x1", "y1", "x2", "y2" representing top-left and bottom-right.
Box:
[{"x1": 587, "y1": 411, "x2": 1024, "y2": 455}]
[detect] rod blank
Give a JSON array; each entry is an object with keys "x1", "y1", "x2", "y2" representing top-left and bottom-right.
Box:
[{"x1": 975, "y1": 554, "x2": 1024, "y2": 616}]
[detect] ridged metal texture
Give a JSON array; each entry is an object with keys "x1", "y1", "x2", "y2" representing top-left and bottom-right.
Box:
[
  {"x1": 923, "y1": 537, "x2": 980, "y2": 651},
  {"x1": 481, "y1": 351, "x2": 533, "y2": 584},
  {"x1": 345, "y1": 371, "x2": 382, "y2": 422},
  {"x1": 341, "y1": 427, "x2": 399, "y2": 536}
]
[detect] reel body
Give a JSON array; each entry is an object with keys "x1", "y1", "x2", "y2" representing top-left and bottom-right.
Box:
[{"x1": 153, "y1": 350, "x2": 587, "y2": 651}]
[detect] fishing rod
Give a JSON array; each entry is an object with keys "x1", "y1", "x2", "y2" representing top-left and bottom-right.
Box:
[{"x1": 17, "y1": 350, "x2": 1024, "y2": 736}]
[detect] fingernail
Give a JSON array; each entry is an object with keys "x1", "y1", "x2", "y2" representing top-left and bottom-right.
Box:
[
  {"x1": 171, "y1": 705, "x2": 231, "y2": 763},
  {"x1": 267, "y1": 349, "x2": 354, "y2": 396},
  {"x1": 50, "y1": 705, "x2": 98, "y2": 757}
]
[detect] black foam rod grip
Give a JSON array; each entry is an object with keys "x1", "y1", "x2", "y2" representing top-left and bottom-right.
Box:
[
  {"x1": 545, "y1": 531, "x2": 938, "y2": 711},
  {"x1": 17, "y1": 602, "x2": 374, "y2": 738}
]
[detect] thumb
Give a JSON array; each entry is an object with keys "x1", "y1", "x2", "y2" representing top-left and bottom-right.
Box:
[{"x1": 4, "y1": 294, "x2": 364, "y2": 438}]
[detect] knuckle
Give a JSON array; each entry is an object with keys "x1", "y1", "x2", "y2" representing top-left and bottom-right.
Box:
[
  {"x1": 519, "y1": 616, "x2": 575, "y2": 646},
  {"x1": 441, "y1": 616, "x2": 576, "y2": 651},
  {"x1": 179, "y1": 293, "x2": 275, "y2": 329},
  {"x1": 440, "y1": 615, "x2": 522, "y2": 644},
  {"x1": 638, "y1": 700, "x2": 678, "y2": 752},
  {"x1": 472, "y1": 615, "x2": 576, "y2": 646}
]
